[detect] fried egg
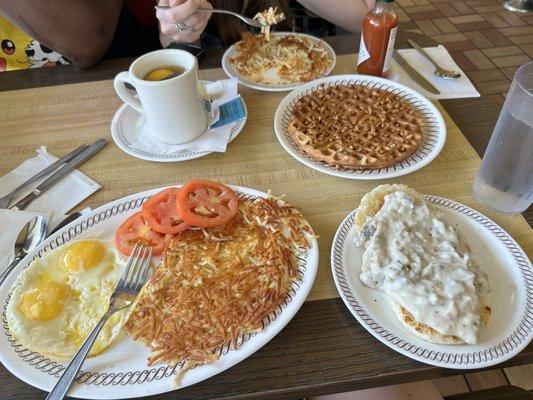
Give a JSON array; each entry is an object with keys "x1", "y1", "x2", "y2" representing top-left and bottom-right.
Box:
[{"x1": 6, "y1": 239, "x2": 131, "y2": 359}]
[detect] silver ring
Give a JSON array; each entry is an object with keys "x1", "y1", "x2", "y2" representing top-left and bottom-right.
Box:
[{"x1": 175, "y1": 21, "x2": 195, "y2": 32}]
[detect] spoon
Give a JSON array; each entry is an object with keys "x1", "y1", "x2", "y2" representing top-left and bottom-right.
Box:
[
  {"x1": 406, "y1": 38, "x2": 461, "y2": 79},
  {"x1": 0, "y1": 215, "x2": 47, "y2": 287}
]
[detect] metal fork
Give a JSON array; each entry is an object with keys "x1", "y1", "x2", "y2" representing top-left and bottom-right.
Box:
[
  {"x1": 154, "y1": 5, "x2": 263, "y2": 28},
  {"x1": 45, "y1": 244, "x2": 153, "y2": 400}
]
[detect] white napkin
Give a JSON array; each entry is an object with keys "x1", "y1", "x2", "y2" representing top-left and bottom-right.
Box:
[
  {"x1": 394, "y1": 45, "x2": 480, "y2": 100},
  {"x1": 0, "y1": 209, "x2": 50, "y2": 276},
  {"x1": 130, "y1": 78, "x2": 242, "y2": 154},
  {"x1": 0, "y1": 148, "x2": 100, "y2": 274},
  {"x1": 0, "y1": 147, "x2": 100, "y2": 213}
]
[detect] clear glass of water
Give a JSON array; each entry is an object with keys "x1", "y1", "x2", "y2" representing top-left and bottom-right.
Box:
[{"x1": 473, "y1": 61, "x2": 533, "y2": 214}]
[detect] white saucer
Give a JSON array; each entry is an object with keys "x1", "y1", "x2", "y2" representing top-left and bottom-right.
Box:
[{"x1": 110, "y1": 99, "x2": 247, "y2": 163}]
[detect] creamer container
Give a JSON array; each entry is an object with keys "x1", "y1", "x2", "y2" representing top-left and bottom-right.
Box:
[{"x1": 357, "y1": 0, "x2": 398, "y2": 77}]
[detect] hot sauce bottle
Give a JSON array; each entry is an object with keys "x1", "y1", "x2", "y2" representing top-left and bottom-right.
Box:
[{"x1": 357, "y1": 0, "x2": 398, "y2": 77}]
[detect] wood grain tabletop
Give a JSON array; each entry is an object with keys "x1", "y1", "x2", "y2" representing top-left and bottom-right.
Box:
[{"x1": 0, "y1": 29, "x2": 531, "y2": 400}]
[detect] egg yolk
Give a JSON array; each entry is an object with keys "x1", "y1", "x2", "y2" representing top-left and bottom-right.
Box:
[
  {"x1": 60, "y1": 240, "x2": 105, "y2": 272},
  {"x1": 19, "y1": 280, "x2": 69, "y2": 321}
]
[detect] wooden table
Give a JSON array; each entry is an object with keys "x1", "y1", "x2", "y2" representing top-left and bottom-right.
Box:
[{"x1": 0, "y1": 35, "x2": 531, "y2": 400}]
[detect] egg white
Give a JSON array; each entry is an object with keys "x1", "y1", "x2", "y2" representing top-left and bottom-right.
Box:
[{"x1": 6, "y1": 239, "x2": 132, "y2": 359}]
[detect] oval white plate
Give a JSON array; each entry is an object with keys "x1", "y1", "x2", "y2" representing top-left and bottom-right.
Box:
[
  {"x1": 222, "y1": 32, "x2": 336, "y2": 92},
  {"x1": 0, "y1": 185, "x2": 318, "y2": 399},
  {"x1": 274, "y1": 74, "x2": 447, "y2": 180},
  {"x1": 331, "y1": 195, "x2": 533, "y2": 369},
  {"x1": 111, "y1": 98, "x2": 247, "y2": 163}
]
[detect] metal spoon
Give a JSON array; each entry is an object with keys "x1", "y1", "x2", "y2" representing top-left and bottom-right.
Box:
[
  {"x1": 154, "y1": 5, "x2": 263, "y2": 28},
  {"x1": 406, "y1": 38, "x2": 461, "y2": 79},
  {"x1": 0, "y1": 215, "x2": 47, "y2": 287}
]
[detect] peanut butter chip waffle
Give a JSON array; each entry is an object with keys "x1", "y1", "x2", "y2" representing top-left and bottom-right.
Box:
[{"x1": 288, "y1": 84, "x2": 427, "y2": 170}]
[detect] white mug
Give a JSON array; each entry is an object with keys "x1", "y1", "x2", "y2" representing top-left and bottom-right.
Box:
[{"x1": 114, "y1": 49, "x2": 207, "y2": 145}]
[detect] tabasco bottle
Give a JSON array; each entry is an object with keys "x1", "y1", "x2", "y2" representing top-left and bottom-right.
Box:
[{"x1": 357, "y1": 0, "x2": 398, "y2": 77}]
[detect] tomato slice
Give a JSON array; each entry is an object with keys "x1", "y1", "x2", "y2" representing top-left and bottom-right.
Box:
[
  {"x1": 176, "y1": 180, "x2": 239, "y2": 228},
  {"x1": 141, "y1": 188, "x2": 191, "y2": 234},
  {"x1": 115, "y1": 212, "x2": 174, "y2": 256}
]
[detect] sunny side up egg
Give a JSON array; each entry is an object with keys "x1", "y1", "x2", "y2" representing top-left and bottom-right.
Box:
[{"x1": 6, "y1": 239, "x2": 131, "y2": 359}]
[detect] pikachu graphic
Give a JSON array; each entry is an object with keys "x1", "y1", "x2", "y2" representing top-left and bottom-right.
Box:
[{"x1": 0, "y1": 16, "x2": 31, "y2": 71}]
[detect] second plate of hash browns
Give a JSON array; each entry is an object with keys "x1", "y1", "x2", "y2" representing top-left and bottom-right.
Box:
[{"x1": 222, "y1": 32, "x2": 336, "y2": 91}]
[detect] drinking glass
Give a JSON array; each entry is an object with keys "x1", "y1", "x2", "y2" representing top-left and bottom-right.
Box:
[{"x1": 473, "y1": 61, "x2": 533, "y2": 214}]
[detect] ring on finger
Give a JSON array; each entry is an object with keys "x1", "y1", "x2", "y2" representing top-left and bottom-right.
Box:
[{"x1": 175, "y1": 21, "x2": 196, "y2": 32}]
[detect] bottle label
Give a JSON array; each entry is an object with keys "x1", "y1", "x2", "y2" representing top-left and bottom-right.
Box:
[
  {"x1": 382, "y1": 26, "x2": 398, "y2": 74},
  {"x1": 357, "y1": 33, "x2": 370, "y2": 66}
]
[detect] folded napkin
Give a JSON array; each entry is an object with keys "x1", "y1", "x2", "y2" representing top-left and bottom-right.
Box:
[
  {"x1": 394, "y1": 45, "x2": 480, "y2": 100},
  {"x1": 0, "y1": 209, "x2": 50, "y2": 277},
  {"x1": 0, "y1": 147, "x2": 100, "y2": 274},
  {"x1": 130, "y1": 78, "x2": 246, "y2": 154}
]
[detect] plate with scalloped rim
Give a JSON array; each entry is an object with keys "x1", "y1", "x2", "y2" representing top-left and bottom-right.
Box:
[
  {"x1": 222, "y1": 32, "x2": 336, "y2": 92},
  {"x1": 274, "y1": 74, "x2": 446, "y2": 180},
  {"x1": 0, "y1": 184, "x2": 318, "y2": 399},
  {"x1": 110, "y1": 97, "x2": 247, "y2": 163},
  {"x1": 331, "y1": 194, "x2": 532, "y2": 369}
]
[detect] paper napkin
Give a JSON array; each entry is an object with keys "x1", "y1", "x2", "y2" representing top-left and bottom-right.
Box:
[
  {"x1": 0, "y1": 147, "x2": 100, "y2": 214},
  {"x1": 394, "y1": 45, "x2": 480, "y2": 100},
  {"x1": 0, "y1": 147, "x2": 100, "y2": 274},
  {"x1": 130, "y1": 78, "x2": 246, "y2": 154},
  {"x1": 0, "y1": 209, "x2": 50, "y2": 276}
]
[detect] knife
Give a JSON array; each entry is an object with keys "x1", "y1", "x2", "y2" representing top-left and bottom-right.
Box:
[
  {"x1": 11, "y1": 139, "x2": 107, "y2": 210},
  {"x1": 47, "y1": 211, "x2": 83, "y2": 237},
  {"x1": 392, "y1": 50, "x2": 441, "y2": 95},
  {"x1": 0, "y1": 144, "x2": 89, "y2": 209}
]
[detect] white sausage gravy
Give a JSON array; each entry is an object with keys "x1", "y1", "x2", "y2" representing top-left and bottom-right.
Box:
[{"x1": 355, "y1": 191, "x2": 490, "y2": 344}]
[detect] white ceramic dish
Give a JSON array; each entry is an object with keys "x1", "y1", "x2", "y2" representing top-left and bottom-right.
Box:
[
  {"x1": 110, "y1": 98, "x2": 247, "y2": 163},
  {"x1": 222, "y1": 32, "x2": 336, "y2": 92},
  {"x1": 274, "y1": 74, "x2": 447, "y2": 180},
  {"x1": 0, "y1": 185, "x2": 318, "y2": 399},
  {"x1": 331, "y1": 195, "x2": 533, "y2": 369}
]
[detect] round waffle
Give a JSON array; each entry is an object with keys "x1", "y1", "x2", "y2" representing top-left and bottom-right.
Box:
[{"x1": 287, "y1": 84, "x2": 427, "y2": 169}]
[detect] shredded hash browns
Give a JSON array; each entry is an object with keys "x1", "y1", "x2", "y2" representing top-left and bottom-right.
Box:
[
  {"x1": 229, "y1": 32, "x2": 333, "y2": 85},
  {"x1": 253, "y1": 6, "x2": 285, "y2": 41},
  {"x1": 126, "y1": 195, "x2": 313, "y2": 374}
]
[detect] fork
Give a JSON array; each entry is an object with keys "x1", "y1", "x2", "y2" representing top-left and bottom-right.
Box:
[
  {"x1": 154, "y1": 5, "x2": 263, "y2": 28},
  {"x1": 45, "y1": 244, "x2": 153, "y2": 400}
]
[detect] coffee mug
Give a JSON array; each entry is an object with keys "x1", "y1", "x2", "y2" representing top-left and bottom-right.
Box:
[{"x1": 114, "y1": 49, "x2": 207, "y2": 145}]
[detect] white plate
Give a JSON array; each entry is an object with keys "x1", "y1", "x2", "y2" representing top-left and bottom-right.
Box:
[
  {"x1": 274, "y1": 74, "x2": 447, "y2": 180},
  {"x1": 0, "y1": 185, "x2": 319, "y2": 399},
  {"x1": 331, "y1": 195, "x2": 533, "y2": 369},
  {"x1": 222, "y1": 32, "x2": 336, "y2": 92},
  {"x1": 110, "y1": 98, "x2": 247, "y2": 163}
]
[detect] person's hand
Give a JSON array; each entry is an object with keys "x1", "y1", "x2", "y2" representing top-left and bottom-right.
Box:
[{"x1": 157, "y1": 0, "x2": 213, "y2": 46}]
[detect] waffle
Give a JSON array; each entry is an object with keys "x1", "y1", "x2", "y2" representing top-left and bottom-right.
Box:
[{"x1": 287, "y1": 84, "x2": 427, "y2": 169}]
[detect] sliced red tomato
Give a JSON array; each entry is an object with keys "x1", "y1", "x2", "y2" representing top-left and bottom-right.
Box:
[
  {"x1": 115, "y1": 212, "x2": 174, "y2": 256},
  {"x1": 141, "y1": 188, "x2": 191, "y2": 234},
  {"x1": 176, "y1": 180, "x2": 239, "y2": 228}
]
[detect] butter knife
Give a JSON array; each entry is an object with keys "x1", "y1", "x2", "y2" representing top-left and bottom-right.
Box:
[
  {"x1": 392, "y1": 50, "x2": 441, "y2": 95},
  {"x1": 0, "y1": 144, "x2": 89, "y2": 209},
  {"x1": 11, "y1": 139, "x2": 106, "y2": 211}
]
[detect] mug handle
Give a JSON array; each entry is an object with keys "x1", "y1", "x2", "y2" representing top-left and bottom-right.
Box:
[{"x1": 114, "y1": 72, "x2": 143, "y2": 114}]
